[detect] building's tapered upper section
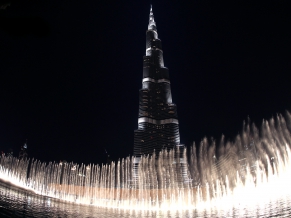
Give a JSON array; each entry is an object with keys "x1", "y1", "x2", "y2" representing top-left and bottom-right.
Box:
[
  {"x1": 133, "y1": 7, "x2": 180, "y2": 157},
  {"x1": 148, "y1": 5, "x2": 157, "y2": 31}
]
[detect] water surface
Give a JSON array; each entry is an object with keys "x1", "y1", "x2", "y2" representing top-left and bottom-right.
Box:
[{"x1": 1, "y1": 180, "x2": 291, "y2": 218}]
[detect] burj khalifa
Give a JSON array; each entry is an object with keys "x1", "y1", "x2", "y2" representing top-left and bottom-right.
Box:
[{"x1": 134, "y1": 6, "x2": 181, "y2": 157}]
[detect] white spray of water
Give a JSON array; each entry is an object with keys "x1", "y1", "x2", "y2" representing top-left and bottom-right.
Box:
[{"x1": 1, "y1": 113, "x2": 291, "y2": 213}]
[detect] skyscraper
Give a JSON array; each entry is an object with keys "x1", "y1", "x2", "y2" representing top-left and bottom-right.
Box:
[{"x1": 133, "y1": 6, "x2": 181, "y2": 157}]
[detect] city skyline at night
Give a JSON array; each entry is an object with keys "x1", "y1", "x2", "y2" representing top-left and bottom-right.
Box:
[{"x1": 0, "y1": 1, "x2": 290, "y2": 164}]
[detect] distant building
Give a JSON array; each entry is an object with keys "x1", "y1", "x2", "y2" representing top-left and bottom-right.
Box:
[
  {"x1": 19, "y1": 140, "x2": 28, "y2": 159},
  {"x1": 7, "y1": 148, "x2": 13, "y2": 158},
  {"x1": 104, "y1": 149, "x2": 112, "y2": 164}
]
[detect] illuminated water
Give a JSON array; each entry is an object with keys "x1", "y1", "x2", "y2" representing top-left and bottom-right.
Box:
[
  {"x1": 1, "y1": 180, "x2": 290, "y2": 217},
  {"x1": 1, "y1": 113, "x2": 291, "y2": 217}
]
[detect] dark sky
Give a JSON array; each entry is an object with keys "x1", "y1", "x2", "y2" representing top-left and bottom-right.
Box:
[{"x1": 0, "y1": 0, "x2": 290, "y2": 165}]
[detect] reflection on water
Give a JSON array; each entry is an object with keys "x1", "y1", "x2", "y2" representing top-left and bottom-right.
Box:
[{"x1": 1, "y1": 180, "x2": 291, "y2": 218}]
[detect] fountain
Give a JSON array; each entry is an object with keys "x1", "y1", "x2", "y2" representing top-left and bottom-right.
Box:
[{"x1": 1, "y1": 113, "x2": 291, "y2": 217}]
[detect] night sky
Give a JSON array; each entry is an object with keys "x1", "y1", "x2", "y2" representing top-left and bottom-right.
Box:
[{"x1": 0, "y1": 0, "x2": 290, "y2": 165}]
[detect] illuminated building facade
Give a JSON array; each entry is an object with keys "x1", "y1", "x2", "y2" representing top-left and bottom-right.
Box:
[{"x1": 133, "y1": 6, "x2": 181, "y2": 157}]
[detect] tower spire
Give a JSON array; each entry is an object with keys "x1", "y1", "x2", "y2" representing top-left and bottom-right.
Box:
[{"x1": 148, "y1": 5, "x2": 156, "y2": 31}]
